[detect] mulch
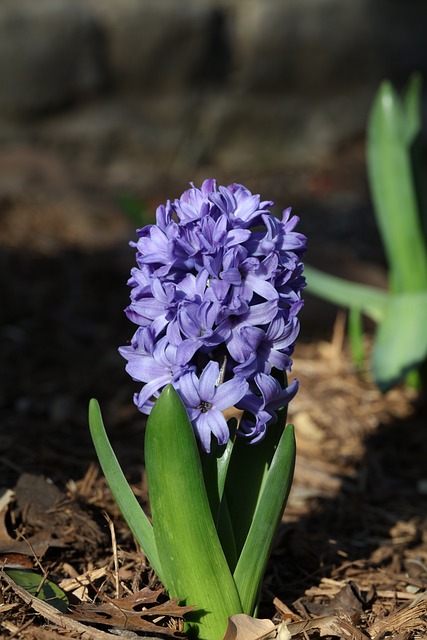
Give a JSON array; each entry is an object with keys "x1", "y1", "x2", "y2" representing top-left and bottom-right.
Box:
[{"x1": 1, "y1": 148, "x2": 427, "y2": 638}]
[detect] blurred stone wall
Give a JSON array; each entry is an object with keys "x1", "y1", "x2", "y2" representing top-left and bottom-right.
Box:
[{"x1": 0, "y1": 0, "x2": 426, "y2": 191}]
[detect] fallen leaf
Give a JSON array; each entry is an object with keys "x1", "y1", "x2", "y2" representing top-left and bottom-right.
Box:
[
  {"x1": 223, "y1": 614, "x2": 276, "y2": 640},
  {"x1": 4, "y1": 568, "x2": 68, "y2": 613},
  {"x1": 276, "y1": 622, "x2": 291, "y2": 640},
  {"x1": 286, "y1": 612, "x2": 369, "y2": 639},
  {"x1": 0, "y1": 489, "x2": 14, "y2": 511},
  {"x1": 303, "y1": 580, "x2": 367, "y2": 622},
  {"x1": 68, "y1": 587, "x2": 194, "y2": 636},
  {"x1": 0, "y1": 490, "x2": 50, "y2": 557},
  {"x1": 0, "y1": 552, "x2": 33, "y2": 569}
]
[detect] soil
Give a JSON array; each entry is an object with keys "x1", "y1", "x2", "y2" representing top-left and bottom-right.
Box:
[{"x1": 1, "y1": 144, "x2": 427, "y2": 639}]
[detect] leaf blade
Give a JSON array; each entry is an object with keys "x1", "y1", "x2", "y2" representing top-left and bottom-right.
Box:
[
  {"x1": 145, "y1": 385, "x2": 242, "y2": 640},
  {"x1": 223, "y1": 412, "x2": 286, "y2": 567},
  {"x1": 372, "y1": 290, "x2": 427, "y2": 390},
  {"x1": 4, "y1": 569, "x2": 68, "y2": 613},
  {"x1": 88, "y1": 399, "x2": 162, "y2": 580},
  {"x1": 233, "y1": 424, "x2": 296, "y2": 615},
  {"x1": 367, "y1": 80, "x2": 427, "y2": 293},
  {"x1": 402, "y1": 72, "x2": 422, "y2": 145},
  {"x1": 304, "y1": 265, "x2": 388, "y2": 323}
]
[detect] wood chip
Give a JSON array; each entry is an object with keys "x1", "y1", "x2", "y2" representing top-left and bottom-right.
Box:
[
  {"x1": 59, "y1": 566, "x2": 109, "y2": 592},
  {"x1": 368, "y1": 592, "x2": 427, "y2": 639}
]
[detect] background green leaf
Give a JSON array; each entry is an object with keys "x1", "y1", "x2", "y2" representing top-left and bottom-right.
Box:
[
  {"x1": 372, "y1": 291, "x2": 427, "y2": 391},
  {"x1": 403, "y1": 74, "x2": 427, "y2": 241},
  {"x1": 304, "y1": 265, "x2": 387, "y2": 323},
  {"x1": 305, "y1": 76, "x2": 427, "y2": 391},
  {"x1": 348, "y1": 307, "x2": 365, "y2": 371},
  {"x1": 367, "y1": 78, "x2": 427, "y2": 294},
  {"x1": 116, "y1": 193, "x2": 148, "y2": 226}
]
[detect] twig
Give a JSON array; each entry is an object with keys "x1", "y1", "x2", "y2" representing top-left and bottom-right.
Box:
[
  {"x1": 16, "y1": 531, "x2": 45, "y2": 575},
  {"x1": 16, "y1": 531, "x2": 48, "y2": 596},
  {"x1": 105, "y1": 512, "x2": 120, "y2": 598},
  {"x1": 7, "y1": 618, "x2": 34, "y2": 639}
]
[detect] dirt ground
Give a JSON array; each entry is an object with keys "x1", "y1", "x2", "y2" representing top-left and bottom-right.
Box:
[{"x1": 1, "y1": 144, "x2": 427, "y2": 639}]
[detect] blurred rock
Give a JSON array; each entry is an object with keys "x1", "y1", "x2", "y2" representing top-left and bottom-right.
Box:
[
  {"x1": 227, "y1": 0, "x2": 427, "y2": 95},
  {"x1": 0, "y1": 0, "x2": 107, "y2": 113},
  {"x1": 87, "y1": 0, "x2": 223, "y2": 91},
  {"x1": 0, "y1": 0, "x2": 426, "y2": 186}
]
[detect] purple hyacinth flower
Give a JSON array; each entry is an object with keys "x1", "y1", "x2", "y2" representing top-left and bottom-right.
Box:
[{"x1": 120, "y1": 179, "x2": 306, "y2": 451}]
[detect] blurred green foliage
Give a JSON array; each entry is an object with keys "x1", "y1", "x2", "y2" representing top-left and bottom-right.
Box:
[{"x1": 305, "y1": 74, "x2": 427, "y2": 391}]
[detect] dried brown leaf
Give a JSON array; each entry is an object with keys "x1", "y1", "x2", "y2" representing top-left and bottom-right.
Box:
[
  {"x1": 0, "y1": 496, "x2": 50, "y2": 557},
  {"x1": 0, "y1": 552, "x2": 34, "y2": 568},
  {"x1": 223, "y1": 614, "x2": 276, "y2": 640},
  {"x1": 285, "y1": 612, "x2": 369, "y2": 639},
  {"x1": 68, "y1": 587, "x2": 194, "y2": 636},
  {"x1": 303, "y1": 580, "x2": 367, "y2": 622}
]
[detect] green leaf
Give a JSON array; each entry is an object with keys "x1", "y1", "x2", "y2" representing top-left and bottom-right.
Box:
[
  {"x1": 402, "y1": 73, "x2": 422, "y2": 145},
  {"x1": 403, "y1": 74, "x2": 427, "y2": 241},
  {"x1": 144, "y1": 385, "x2": 242, "y2": 640},
  {"x1": 367, "y1": 80, "x2": 427, "y2": 293},
  {"x1": 233, "y1": 424, "x2": 296, "y2": 615},
  {"x1": 199, "y1": 437, "x2": 239, "y2": 569},
  {"x1": 304, "y1": 265, "x2": 388, "y2": 323},
  {"x1": 223, "y1": 410, "x2": 286, "y2": 568},
  {"x1": 88, "y1": 399, "x2": 162, "y2": 581},
  {"x1": 116, "y1": 193, "x2": 148, "y2": 226},
  {"x1": 372, "y1": 290, "x2": 427, "y2": 391},
  {"x1": 216, "y1": 494, "x2": 238, "y2": 572},
  {"x1": 4, "y1": 569, "x2": 68, "y2": 613},
  {"x1": 200, "y1": 434, "x2": 235, "y2": 523},
  {"x1": 348, "y1": 307, "x2": 365, "y2": 370}
]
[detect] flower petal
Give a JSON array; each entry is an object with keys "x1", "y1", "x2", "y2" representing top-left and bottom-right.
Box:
[
  {"x1": 199, "y1": 361, "x2": 219, "y2": 401},
  {"x1": 214, "y1": 377, "x2": 248, "y2": 411}
]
